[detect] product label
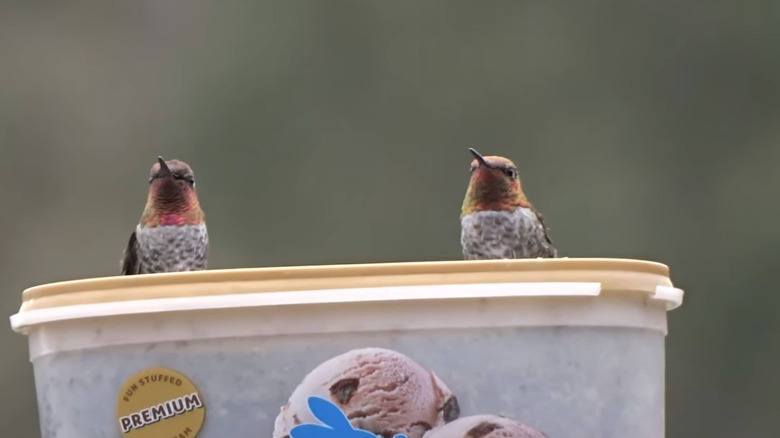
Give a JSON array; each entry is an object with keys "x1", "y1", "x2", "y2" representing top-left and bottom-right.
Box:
[{"x1": 116, "y1": 366, "x2": 205, "y2": 438}]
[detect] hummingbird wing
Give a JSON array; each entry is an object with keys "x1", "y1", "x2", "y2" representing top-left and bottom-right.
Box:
[
  {"x1": 121, "y1": 231, "x2": 141, "y2": 275},
  {"x1": 533, "y1": 209, "x2": 558, "y2": 257}
]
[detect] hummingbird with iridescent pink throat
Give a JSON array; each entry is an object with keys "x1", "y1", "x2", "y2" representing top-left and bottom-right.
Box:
[
  {"x1": 460, "y1": 148, "x2": 557, "y2": 260},
  {"x1": 121, "y1": 156, "x2": 209, "y2": 275}
]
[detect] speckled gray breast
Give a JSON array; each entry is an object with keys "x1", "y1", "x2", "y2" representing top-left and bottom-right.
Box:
[
  {"x1": 460, "y1": 208, "x2": 557, "y2": 260},
  {"x1": 134, "y1": 223, "x2": 209, "y2": 273}
]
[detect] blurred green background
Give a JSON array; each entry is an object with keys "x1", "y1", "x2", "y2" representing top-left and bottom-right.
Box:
[{"x1": 1, "y1": 1, "x2": 777, "y2": 437}]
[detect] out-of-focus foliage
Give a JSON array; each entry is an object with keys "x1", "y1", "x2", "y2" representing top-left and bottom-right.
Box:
[{"x1": 1, "y1": 1, "x2": 777, "y2": 437}]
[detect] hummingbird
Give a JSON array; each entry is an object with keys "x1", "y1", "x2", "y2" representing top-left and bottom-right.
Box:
[
  {"x1": 121, "y1": 156, "x2": 209, "y2": 275},
  {"x1": 460, "y1": 148, "x2": 557, "y2": 260}
]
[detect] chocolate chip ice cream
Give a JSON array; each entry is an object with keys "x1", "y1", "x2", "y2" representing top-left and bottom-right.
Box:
[
  {"x1": 424, "y1": 415, "x2": 548, "y2": 438},
  {"x1": 273, "y1": 348, "x2": 460, "y2": 438}
]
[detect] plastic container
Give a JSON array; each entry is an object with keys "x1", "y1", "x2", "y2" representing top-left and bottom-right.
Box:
[{"x1": 10, "y1": 258, "x2": 684, "y2": 438}]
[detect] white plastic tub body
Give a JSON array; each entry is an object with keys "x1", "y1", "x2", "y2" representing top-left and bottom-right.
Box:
[{"x1": 10, "y1": 259, "x2": 684, "y2": 438}]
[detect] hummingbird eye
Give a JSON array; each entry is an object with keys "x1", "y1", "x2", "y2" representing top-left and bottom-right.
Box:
[
  {"x1": 171, "y1": 173, "x2": 196, "y2": 187},
  {"x1": 504, "y1": 168, "x2": 517, "y2": 179}
]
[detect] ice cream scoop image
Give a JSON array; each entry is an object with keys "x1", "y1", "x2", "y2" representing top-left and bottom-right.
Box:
[
  {"x1": 288, "y1": 396, "x2": 407, "y2": 438},
  {"x1": 423, "y1": 415, "x2": 548, "y2": 438},
  {"x1": 273, "y1": 348, "x2": 460, "y2": 438}
]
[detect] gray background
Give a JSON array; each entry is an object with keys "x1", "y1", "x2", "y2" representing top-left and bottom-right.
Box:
[{"x1": 1, "y1": 1, "x2": 776, "y2": 437}]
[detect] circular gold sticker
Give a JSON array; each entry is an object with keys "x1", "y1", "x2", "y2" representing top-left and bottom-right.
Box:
[{"x1": 116, "y1": 366, "x2": 206, "y2": 438}]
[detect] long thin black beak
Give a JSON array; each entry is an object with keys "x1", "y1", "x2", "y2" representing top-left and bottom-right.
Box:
[
  {"x1": 157, "y1": 156, "x2": 173, "y2": 178},
  {"x1": 469, "y1": 148, "x2": 492, "y2": 168}
]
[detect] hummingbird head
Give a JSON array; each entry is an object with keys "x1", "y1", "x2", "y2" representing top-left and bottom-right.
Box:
[
  {"x1": 461, "y1": 148, "x2": 531, "y2": 216},
  {"x1": 140, "y1": 156, "x2": 205, "y2": 227}
]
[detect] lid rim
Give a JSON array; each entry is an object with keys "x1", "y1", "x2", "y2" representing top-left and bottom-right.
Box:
[
  {"x1": 10, "y1": 280, "x2": 683, "y2": 333},
  {"x1": 15, "y1": 258, "x2": 677, "y2": 314}
]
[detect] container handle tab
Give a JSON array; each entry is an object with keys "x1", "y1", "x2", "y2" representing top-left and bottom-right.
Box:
[{"x1": 652, "y1": 285, "x2": 684, "y2": 310}]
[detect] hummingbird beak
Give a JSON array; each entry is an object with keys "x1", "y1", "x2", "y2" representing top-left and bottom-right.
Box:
[
  {"x1": 157, "y1": 156, "x2": 173, "y2": 179},
  {"x1": 469, "y1": 148, "x2": 493, "y2": 169}
]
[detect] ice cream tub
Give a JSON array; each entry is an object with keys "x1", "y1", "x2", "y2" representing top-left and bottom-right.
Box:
[{"x1": 9, "y1": 258, "x2": 684, "y2": 438}]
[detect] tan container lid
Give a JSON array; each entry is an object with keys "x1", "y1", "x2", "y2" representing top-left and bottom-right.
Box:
[
  {"x1": 9, "y1": 258, "x2": 686, "y2": 357},
  {"x1": 14, "y1": 258, "x2": 682, "y2": 314}
]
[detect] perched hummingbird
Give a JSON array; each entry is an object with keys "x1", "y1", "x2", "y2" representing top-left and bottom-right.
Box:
[
  {"x1": 460, "y1": 148, "x2": 557, "y2": 260},
  {"x1": 121, "y1": 156, "x2": 209, "y2": 275}
]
